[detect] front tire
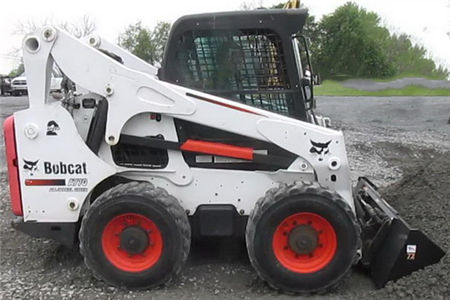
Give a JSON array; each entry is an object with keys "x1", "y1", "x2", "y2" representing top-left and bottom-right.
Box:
[
  {"x1": 79, "y1": 182, "x2": 190, "y2": 289},
  {"x1": 246, "y1": 181, "x2": 361, "y2": 294}
]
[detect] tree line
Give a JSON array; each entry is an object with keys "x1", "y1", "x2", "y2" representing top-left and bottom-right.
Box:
[
  {"x1": 7, "y1": 2, "x2": 449, "y2": 80},
  {"x1": 116, "y1": 1, "x2": 448, "y2": 80},
  {"x1": 305, "y1": 2, "x2": 449, "y2": 79}
]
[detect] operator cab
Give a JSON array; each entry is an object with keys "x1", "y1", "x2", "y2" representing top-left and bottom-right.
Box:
[{"x1": 160, "y1": 9, "x2": 314, "y2": 121}]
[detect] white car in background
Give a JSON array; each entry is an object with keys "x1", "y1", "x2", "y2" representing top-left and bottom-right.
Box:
[
  {"x1": 10, "y1": 70, "x2": 63, "y2": 96},
  {"x1": 10, "y1": 75, "x2": 27, "y2": 96}
]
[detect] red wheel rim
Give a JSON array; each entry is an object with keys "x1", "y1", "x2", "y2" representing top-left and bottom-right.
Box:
[
  {"x1": 272, "y1": 212, "x2": 337, "y2": 273},
  {"x1": 102, "y1": 213, "x2": 163, "y2": 272}
]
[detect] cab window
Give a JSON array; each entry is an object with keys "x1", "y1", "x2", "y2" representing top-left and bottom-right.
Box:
[{"x1": 175, "y1": 29, "x2": 294, "y2": 115}]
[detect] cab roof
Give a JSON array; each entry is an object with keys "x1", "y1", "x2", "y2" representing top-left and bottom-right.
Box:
[{"x1": 171, "y1": 9, "x2": 308, "y2": 36}]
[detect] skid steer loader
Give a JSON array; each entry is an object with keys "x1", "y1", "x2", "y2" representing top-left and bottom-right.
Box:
[{"x1": 3, "y1": 9, "x2": 445, "y2": 294}]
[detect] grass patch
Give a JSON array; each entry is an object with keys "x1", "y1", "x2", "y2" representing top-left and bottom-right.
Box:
[{"x1": 315, "y1": 80, "x2": 450, "y2": 96}]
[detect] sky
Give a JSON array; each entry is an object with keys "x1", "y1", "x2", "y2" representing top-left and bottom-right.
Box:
[{"x1": 0, "y1": 0, "x2": 449, "y2": 75}]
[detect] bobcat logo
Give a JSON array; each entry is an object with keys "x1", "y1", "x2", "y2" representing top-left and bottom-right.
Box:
[
  {"x1": 46, "y1": 120, "x2": 60, "y2": 136},
  {"x1": 310, "y1": 140, "x2": 331, "y2": 162},
  {"x1": 23, "y1": 159, "x2": 39, "y2": 176}
]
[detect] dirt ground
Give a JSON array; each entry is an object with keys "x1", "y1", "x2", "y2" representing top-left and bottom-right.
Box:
[{"x1": 1, "y1": 96, "x2": 449, "y2": 299}]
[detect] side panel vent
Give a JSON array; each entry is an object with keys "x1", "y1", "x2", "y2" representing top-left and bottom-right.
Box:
[{"x1": 111, "y1": 136, "x2": 169, "y2": 169}]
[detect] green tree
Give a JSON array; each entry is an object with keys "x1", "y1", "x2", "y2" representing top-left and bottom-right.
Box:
[
  {"x1": 9, "y1": 61, "x2": 25, "y2": 78},
  {"x1": 385, "y1": 34, "x2": 449, "y2": 78},
  {"x1": 302, "y1": 15, "x2": 320, "y2": 66},
  {"x1": 314, "y1": 2, "x2": 448, "y2": 79},
  {"x1": 240, "y1": 1, "x2": 449, "y2": 79},
  {"x1": 118, "y1": 21, "x2": 171, "y2": 65},
  {"x1": 316, "y1": 2, "x2": 394, "y2": 78}
]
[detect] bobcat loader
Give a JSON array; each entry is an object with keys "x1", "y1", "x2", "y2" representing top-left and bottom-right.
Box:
[{"x1": 3, "y1": 9, "x2": 444, "y2": 294}]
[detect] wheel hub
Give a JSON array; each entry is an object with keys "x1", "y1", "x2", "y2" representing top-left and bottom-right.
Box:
[
  {"x1": 288, "y1": 224, "x2": 319, "y2": 254},
  {"x1": 119, "y1": 226, "x2": 149, "y2": 254}
]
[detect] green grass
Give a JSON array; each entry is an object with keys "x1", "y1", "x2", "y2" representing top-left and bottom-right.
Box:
[{"x1": 315, "y1": 80, "x2": 450, "y2": 96}]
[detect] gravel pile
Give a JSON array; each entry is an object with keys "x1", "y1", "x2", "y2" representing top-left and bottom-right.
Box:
[{"x1": 363, "y1": 151, "x2": 450, "y2": 300}]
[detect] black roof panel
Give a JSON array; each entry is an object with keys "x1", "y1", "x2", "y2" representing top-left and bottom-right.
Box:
[{"x1": 172, "y1": 9, "x2": 308, "y2": 34}]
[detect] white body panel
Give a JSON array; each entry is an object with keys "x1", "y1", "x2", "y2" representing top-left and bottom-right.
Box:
[
  {"x1": 123, "y1": 168, "x2": 315, "y2": 215},
  {"x1": 16, "y1": 27, "x2": 355, "y2": 223},
  {"x1": 15, "y1": 104, "x2": 116, "y2": 222}
]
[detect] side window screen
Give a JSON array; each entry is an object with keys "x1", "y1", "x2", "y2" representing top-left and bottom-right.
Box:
[{"x1": 175, "y1": 29, "x2": 293, "y2": 115}]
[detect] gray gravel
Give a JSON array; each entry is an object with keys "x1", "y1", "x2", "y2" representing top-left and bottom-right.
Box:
[
  {"x1": 1, "y1": 95, "x2": 449, "y2": 299},
  {"x1": 342, "y1": 77, "x2": 450, "y2": 91},
  {"x1": 362, "y1": 152, "x2": 450, "y2": 300}
]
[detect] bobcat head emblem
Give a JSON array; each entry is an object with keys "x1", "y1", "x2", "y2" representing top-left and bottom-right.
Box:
[
  {"x1": 310, "y1": 140, "x2": 331, "y2": 162},
  {"x1": 23, "y1": 159, "x2": 39, "y2": 176}
]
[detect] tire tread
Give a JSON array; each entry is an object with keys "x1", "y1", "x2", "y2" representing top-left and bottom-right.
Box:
[
  {"x1": 79, "y1": 181, "x2": 190, "y2": 289},
  {"x1": 246, "y1": 181, "x2": 361, "y2": 295}
]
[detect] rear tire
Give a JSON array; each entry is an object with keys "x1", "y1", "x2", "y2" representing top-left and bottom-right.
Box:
[
  {"x1": 79, "y1": 181, "x2": 190, "y2": 289},
  {"x1": 246, "y1": 181, "x2": 360, "y2": 294}
]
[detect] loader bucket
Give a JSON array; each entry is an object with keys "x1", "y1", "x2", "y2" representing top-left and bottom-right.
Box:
[{"x1": 354, "y1": 177, "x2": 445, "y2": 288}]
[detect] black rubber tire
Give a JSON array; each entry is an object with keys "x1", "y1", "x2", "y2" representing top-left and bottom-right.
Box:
[
  {"x1": 246, "y1": 181, "x2": 361, "y2": 294},
  {"x1": 79, "y1": 181, "x2": 190, "y2": 289}
]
